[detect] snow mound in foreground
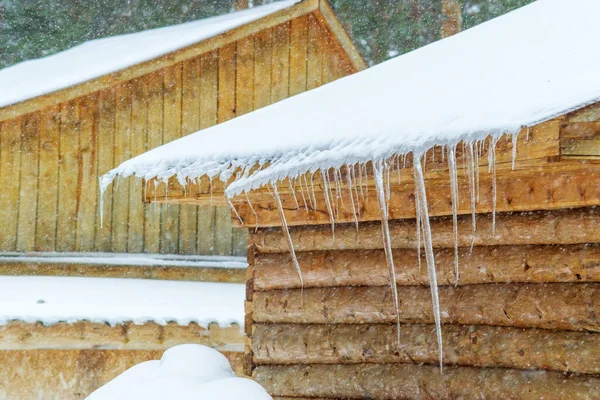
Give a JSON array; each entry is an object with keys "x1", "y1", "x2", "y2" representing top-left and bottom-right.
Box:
[{"x1": 86, "y1": 344, "x2": 271, "y2": 400}]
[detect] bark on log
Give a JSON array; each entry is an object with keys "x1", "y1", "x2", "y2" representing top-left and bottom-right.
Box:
[
  {"x1": 254, "y1": 364, "x2": 600, "y2": 399},
  {"x1": 253, "y1": 283, "x2": 600, "y2": 331},
  {"x1": 251, "y1": 207, "x2": 600, "y2": 253},
  {"x1": 253, "y1": 323, "x2": 600, "y2": 374},
  {"x1": 253, "y1": 244, "x2": 600, "y2": 290}
]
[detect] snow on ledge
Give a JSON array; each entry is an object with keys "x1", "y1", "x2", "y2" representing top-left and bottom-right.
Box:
[
  {"x1": 101, "y1": 0, "x2": 600, "y2": 198},
  {"x1": 0, "y1": 252, "x2": 247, "y2": 269},
  {"x1": 0, "y1": 0, "x2": 299, "y2": 109},
  {"x1": 0, "y1": 276, "x2": 244, "y2": 328}
]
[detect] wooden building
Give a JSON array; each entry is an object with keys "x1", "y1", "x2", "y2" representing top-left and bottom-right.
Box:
[
  {"x1": 104, "y1": 0, "x2": 600, "y2": 398},
  {"x1": 0, "y1": 0, "x2": 364, "y2": 259},
  {"x1": 0, "y1": 276, "x2": 246, "y2": 399}
]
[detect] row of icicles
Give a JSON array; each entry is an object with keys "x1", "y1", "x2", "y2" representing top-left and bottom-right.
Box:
[
  {"x1": 230, "y1": 131, "x2": 524, "y2": 372},
  {"x1": 102, "y1": 131, "x2": 524, "y2": 371}
]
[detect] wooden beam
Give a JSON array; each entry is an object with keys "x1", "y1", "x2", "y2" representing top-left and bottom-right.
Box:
[
  {"x1": 0, "y1": 321, "x2": 244, "y2": 351},
  {"x1": 561, "y1": 121, "x2": 600, "y2": 159},
  {"x1": 252, "y1": 283, "x2": 600, "y2": 331},
  {"x1": 0, "y1": 0, "x2": 319, "y2": 123},
  {"x1": 253, "y1": 244, "x2": 600, "y2": 290},
  {"x1": 0, "y1": 261, "x2": 245, "y2": 283},
  {"x1": 254, "y1": 364, "x2": 600, "y2": 399},
  {"x1": 250, "y1": 207, "x2": 600, "y2": 253},
  {"x1": 253, "y1": 323, "x2": 600, "y2": 374}
]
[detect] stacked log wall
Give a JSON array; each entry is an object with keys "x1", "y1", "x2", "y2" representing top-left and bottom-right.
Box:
[{"x1": 246, "y1": 207, "x2": 600, "y2": 399}]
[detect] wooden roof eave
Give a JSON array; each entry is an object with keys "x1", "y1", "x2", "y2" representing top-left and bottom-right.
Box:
[
  {"x1": 146, "y1": 117, "x2": 600, "y2": 228},
  {"x1": 0, "y1": 0, "x2": 320, "y2": 123}
]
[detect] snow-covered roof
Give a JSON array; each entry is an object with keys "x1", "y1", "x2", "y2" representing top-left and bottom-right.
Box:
[
  {"x1": 0, "y1": 0, "x2": 299, "y2": 109},
  {"x1": 102, "y1": 0, "x2": 600, "y2": 197},
  {"x1": 0, "y1": 276, "x2": 244, "y2": 327}
]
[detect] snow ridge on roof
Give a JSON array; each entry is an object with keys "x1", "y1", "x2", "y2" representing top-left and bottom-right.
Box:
[
  {"x1": 0, "y1": 0, "x2": 299, "y2": 109},
  {"x1": 101, "y1": 0, "x2": 600, "y2": 198},
  {"x1": 0, "y1": 276, "x2": 244, "y2": 327}
]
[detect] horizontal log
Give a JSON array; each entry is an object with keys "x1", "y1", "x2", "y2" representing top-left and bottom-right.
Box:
[
  {"x1": 253, "y1": 283, "x2": 600, "y2": 331},
  {"x1": 0, "y1": 262, "x2": 245, "y2": 283},
  {"x1": 0, "y1": 321, "x2": 245, "y2": 351},
  {"x1": 251, "y1": 207, "x2": 600, "y2": 253},
  {"x1": 253, "y1": 323, "x2": 600, "y2": 374},
  {"x1": 254, "y1": 364, "x2": 600, "y2": 399},
  {"x1": 253, "y1": 244, "x2": 600, "y2": 290}
]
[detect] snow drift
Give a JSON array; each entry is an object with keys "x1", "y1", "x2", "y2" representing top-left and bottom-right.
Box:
[{"x1": 86, "y1": 344, "x2": 271, "y2": 400}]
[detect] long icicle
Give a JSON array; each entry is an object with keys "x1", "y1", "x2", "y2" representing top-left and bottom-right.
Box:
[
  {"x1": 271, "y1": 183, "x2": 304, "y2": 288},
  {"x1": 447, "y1": 145, "x2": 460, "y2": 285},
  {"x1": 414, "y1": 155, "x2": 444, "y2": 372},
  {"x1": 373, "y1": 161, "x2": 401, "y2": 346},
  {"x1": 346, "y1": 165, "x2": 360, "y2": 230},
  {"x1": 490, "y1": 137, "x2": 498, "y2": 236},
  {"x1": 466, "y1": 142, "x2": 477, "y2": 250},
  {"x1": 321, "y1": 171, "x2": 336, "y2": 237},
  {"x1": 414, "y1": 163, "x2": 422, "y2": 273}
]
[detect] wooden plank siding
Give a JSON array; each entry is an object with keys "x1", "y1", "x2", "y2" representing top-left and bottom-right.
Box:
[{"x1": 0, "y1": 14, "x2": 358, "y2": 256}]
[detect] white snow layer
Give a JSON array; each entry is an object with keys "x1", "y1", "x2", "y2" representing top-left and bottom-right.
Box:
[
  {"x1": 0, "y1": 252, "x2": 247, "y2": 269},
  {"x1": 0, "y1": 276, "x2": 244, "y2": 327},
  {"x1": 0, "y1": 0, "x2": 299, "y2": 108},
  {"x1": 102, "y1": 0, "x2": 600, "y2": 196},
  {"x1": 86, "y1": 344, "x2": 271, "y2": 400}
]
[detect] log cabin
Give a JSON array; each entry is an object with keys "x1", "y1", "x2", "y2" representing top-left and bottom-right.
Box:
[
  {"x1": 0, "y1": 0, "x2": 365, "y2": 261},
  {"x1": 104, "y1": 0, "x2": 600, "y2": 398}
]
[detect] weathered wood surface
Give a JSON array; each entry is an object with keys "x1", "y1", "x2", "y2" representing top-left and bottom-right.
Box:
[
  {"x1": 253, "y1": 283, "x2": 600, "y2": 331},
  {"x1": 254, "y1": 364, "x2": 600, "y2": 399},
  {"x1": 253, "y1": 323, "x2": 600, "y2": 374},
  {"x1": 0, "y1": 321, "x2": 244, "y2": 351},
  {"x1": 0, "y1": 262, "x2": 245, "y2": 283},
  {"x1": 0, "y1": 15, "x2": 356, "y2": 256},
  {"x1": 0, "y1": 349, "x2": 244, "y2": 399},
  {"x1": 234, "y1": 160, "x2": 600, "y2": 228},
  {"x1": 251, "y1": 207, "x2": 600, "y2": 253},
  {"x1": 561, "y1": 121, "x2": 600, "y2": 158},
  {"x1": 254, "y1": 244, "x2": 600, "y2": 289}
]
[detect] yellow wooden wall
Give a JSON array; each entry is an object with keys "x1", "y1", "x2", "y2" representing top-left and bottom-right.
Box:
[{"x1": 0, "y1": 13, "x2": 355, "y2": 256}]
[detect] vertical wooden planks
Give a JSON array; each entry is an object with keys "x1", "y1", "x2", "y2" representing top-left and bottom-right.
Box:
[
  {"x1": 289, "y1": 15, "x2": 308, "y2": 96},
  {"x1": 36, "y1": 106, "x2": 60, "y2": 251},
  {"x1": 179, "y1": 57, "x2": 202, "y2": 255},
  {"x1": 144, "y1": 71, "x2": 164, "y2": 254},
  {"x1": 216, "y1": 43, "x2": 237, "y2": 256},
  {"x1": 111, "y1": 83, "x2": 132, "y2": 253},
  {"x1": 57, "y1": 100, "x2": 80, "y2": 252},
  {"x1": 236, "y1": 36, "x2": 255, "y2": 117},
  {"x1": 128, "y1": 77, "x2": 148, "y2": 253},
  {"x1": 76, "y1": 94, "x2": 99, "y2": 252},
  {"x1": 234, "y1": 37, "x2": 255, "y2": 256},
  {"x1": 321, "y1": 26, "x2": 337, "y2": 84},
  {"x1": 95, "y1": 88, "x2": 116, "y2": 252},
  {"x1": 271, "y1": 22, "x2": 290, "y2": 103},
  {"x1": 16, "y1": 113, "x2": 39, "y2": 252},
  {"x1": 306, "y1": 13, "x2": 323, "y2": 90},
  {"x1": 160, "y1": 64, "x2": 183, "y2": 254},
  {"x1": 254, "y1": 29, "x2": 273, "y2": 110},
  {"x1": 198, "y1": 50, "x2": 219, "y2": 255}
]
